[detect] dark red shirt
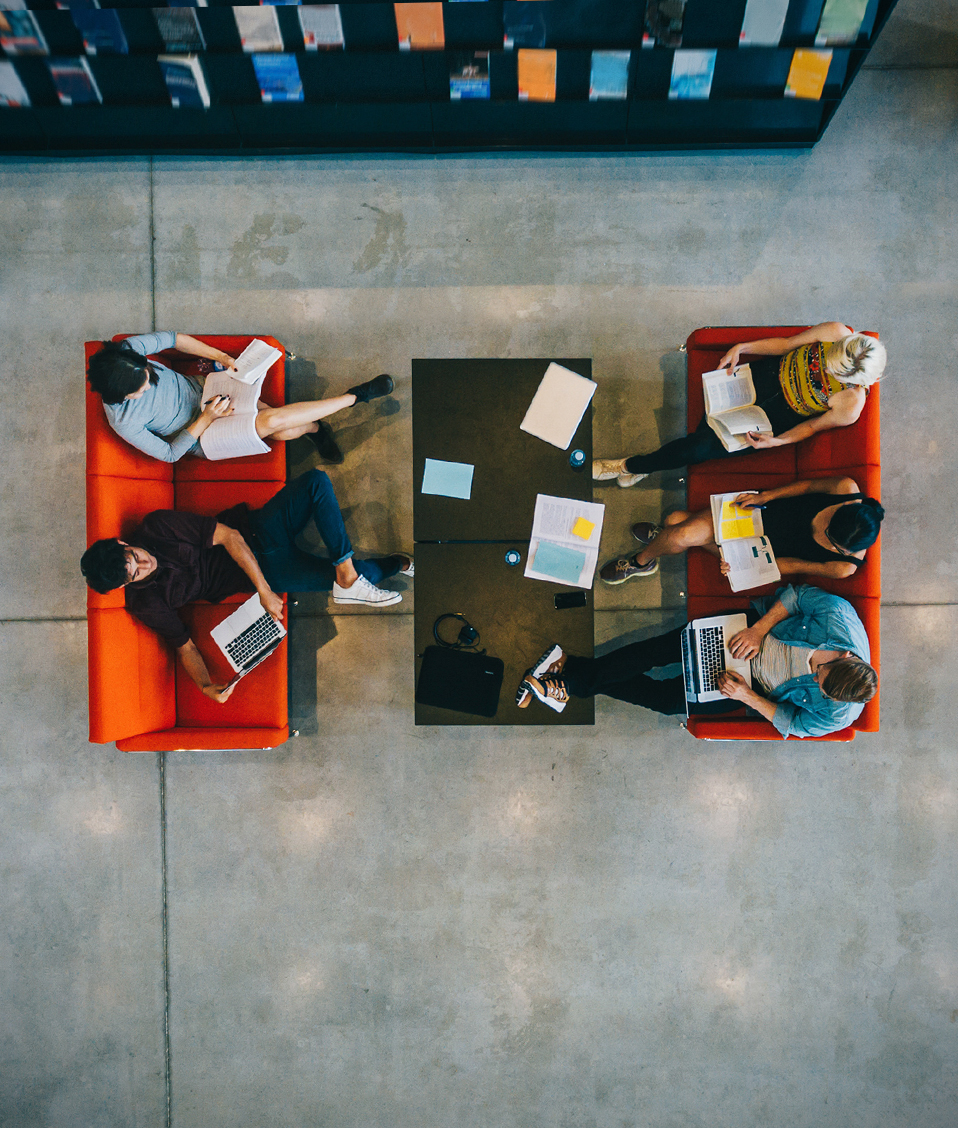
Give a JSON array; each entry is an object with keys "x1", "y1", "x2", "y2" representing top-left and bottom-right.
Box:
[{"x1": 124, "y1": 508, "x2": 254, "y2": 648}]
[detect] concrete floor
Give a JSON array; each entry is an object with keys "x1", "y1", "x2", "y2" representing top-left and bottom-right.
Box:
[{"x1": 2, "y1": 2, "x2": 958, "y2": 1125}]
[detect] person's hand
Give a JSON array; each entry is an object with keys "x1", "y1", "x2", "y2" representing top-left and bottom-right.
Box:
[
  {"x1": 744, "y1": 431, "x2": 784, "y2": 449},
  {"x1": 259, "y1": 590, "x2": 284, "y2": 623},
  {"x1": 201, "y1": 393, "x2": 233, "y2": 420},
  {"x1": 732, "y1": 492, "x2": 765, "y2": 509},
  {"x1": 217, "y1": 351, "x2": 237, "y2": 372},
  {"x1": 720, "y1": 560, "x2": 732, "y2": 576},
  {"x1": 728, "y1": 625, "x2": 765, "y2": 660},
  {"x1": 203, "y1": 681, "x2": 237, "y2": 704},
  {"x1": 718, "y1": 344, "x2": 744, "y2": 370},
  {"x1": 717, "y1": 670, "x2": 752, "y2": 702}
]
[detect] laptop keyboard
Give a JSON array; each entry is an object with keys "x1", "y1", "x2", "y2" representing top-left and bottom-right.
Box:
[
  {"x1": 225, "y1": 613, "x2": 283, "y2": 668},
  {"x1": 698, "y1": 626, "x2": 727, "y2": 693}
]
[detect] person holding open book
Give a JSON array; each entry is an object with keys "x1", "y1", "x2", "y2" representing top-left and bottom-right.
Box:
[
  {"x1": 599, "y1": 476, "x2": 883, "y2": 585},
  {"x1": 88, "y1": 331, "x2": 394, "y2": 466},
  {"x1": 593, "y1": 323, "x2": 886, "y2": 487}
]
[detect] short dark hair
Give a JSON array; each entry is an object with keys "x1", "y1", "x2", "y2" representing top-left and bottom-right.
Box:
[
  {"x1": 827, "y1": 497, "x2": 884, "y2": 553},
  {"x1": 81, "y1": 538, "x2": 129, "y2": 594},
  {"x1": 821, "y1": 657, "x2": 878, "y2": 704},
  {"x1": 87, "y1": 341, "x2": 158, "y2": 405}
]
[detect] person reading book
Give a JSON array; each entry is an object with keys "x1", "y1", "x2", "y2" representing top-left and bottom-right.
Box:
[
  {"x1": 80, "y1": 470, "x2": 414, "y2": 705},
  {"x1": 514, "y1": 584, "x2": 877, "y2": 739},
  {"x1": 88, "y1": 331, "x2": 395, "y2": 466},
  {"x1": 593, "y1": 322, "x2": 886, "y2": 487},
  {"x1": 598, "y1": 476, "x2": 883, "y2": 585}
]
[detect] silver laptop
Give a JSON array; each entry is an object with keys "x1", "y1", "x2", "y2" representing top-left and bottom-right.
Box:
[
  {"x1": 210, "y1": 593, "x2": 286, "y2": 687},
  {"x1": 681, "y1": 613, "x2": 752, "y2": 708}
]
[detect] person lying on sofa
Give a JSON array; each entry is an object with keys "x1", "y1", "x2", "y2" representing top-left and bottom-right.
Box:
[
  {"x1": 592, "y1": 322, "x2": 886, "y2": 487},
  {"x1": 516, "y1": 584, "x2": 876, "y2": 739},
  {"x1": 80, "y1": 469, "x2": 413, "y2": 704},
  {"x1": 88, "y1": 331, "x2": 394, "y2": 465},
  {"x1": 599, "y1": 476, "x2": 883, "y2": 583}
]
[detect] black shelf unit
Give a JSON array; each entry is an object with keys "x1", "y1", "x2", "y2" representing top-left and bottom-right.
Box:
[{"x1": 0, "y1": 0, "x2": 900, "y2": 154}]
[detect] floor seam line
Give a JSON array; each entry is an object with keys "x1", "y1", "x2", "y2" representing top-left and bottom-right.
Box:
[
  {"x1": 149, "y1": 155, "x2": 157, "y2": 332},
  {"x1": 158, "y1": 751, "x2": 173, "y2": 1128}
]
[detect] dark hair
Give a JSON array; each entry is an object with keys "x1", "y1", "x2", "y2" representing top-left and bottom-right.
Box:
[
  {"x1": 81, "y1": 538, "x2": 129, "y2": 594},
  {"x1": 87, "y1": 341, "x2": 158, "y2": 405},
  {"x1": 821, "y1": 657, "x2": 878, "y2": 704},
  {"x1": 827, "y1": 497, "x2": 884, "y2": 553}
]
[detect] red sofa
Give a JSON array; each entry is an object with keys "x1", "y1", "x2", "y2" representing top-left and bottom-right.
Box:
[
  {"x1": 682, "y1": 326, "x2": 881, "y2": 742},
  {"x1": 85, "y1": 335, "x2": 290, "y2": 752}
]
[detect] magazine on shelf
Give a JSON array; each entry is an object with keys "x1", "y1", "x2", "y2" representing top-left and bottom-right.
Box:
[
  {"x1": 739, "y1": 0, "x2": 789, "y2": 45},
  {"x1": 701, "y1": 364, "x2": 773, "y2": 452},
  {"x1": 0, "y1": 10, "x2": 49, "y2": 55},
  {"x1": 785, "y1": 48, "x2": 832, "y2": 99},
  {"x1": 643, "y1": 0, "x2": 685, "y2": 47},
  {"x1": 517, "y1": 47, "x2": 555, "y2": 102},
  {"x1": 298, "y1": 5, "x2": 344, "y2": 50},
  {"x1": 816, "y1": 0, "x2": 868, "y2": 44},
  {"x1": 72, "y1": 9, "x2": 128, "y2": 54},
  {"x1": 449, "y1": 51, "x2": 489, "y2": 99},
  {"x1": 0, "y1": 60, "x2": 31, "y2": 106},
  {"x1": 394, "y1": 2, "x2": 444, "y2": 50},
  {"x1": 159, "y1": 54, "x2": 210, "y2": 108},
  {"x1": 669, "y1": 49, "x2": 716, "y2": 99},
  {"x1": 252, "y1": 52, "x2": 303, "y2": 101},
  {"x1": 153, "y1": 8, "x2": 205, "y2": 52},
  {"x1": 197, "y1": 369, "x2": 272, "y2": 461},
  {"x1": 503, "y1": 1, "x2": 547, "y2": 49},
  {"x1": 234, "y1": 6, "x2": 283, "y2": 52},
  {"x1": 525, "y1": 494, "x2": 606, "y2": 590},
  {"x1": 48, "y1": 56, "x2": 102, "y2": 104},
  {"x1": 589, "y1": 50, "x2": 629, "y2": 100},
  {"x1": 710, "y1": 492, "x2": 780, "y2": 592}
]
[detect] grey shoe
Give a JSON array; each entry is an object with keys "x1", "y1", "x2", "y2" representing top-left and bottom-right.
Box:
[
  {"x1": 631, "y1": 522, "x2": 662, "y2": 546},
  {"x1": 598, "y1": 554, "x2": 659, "y2": 584}
]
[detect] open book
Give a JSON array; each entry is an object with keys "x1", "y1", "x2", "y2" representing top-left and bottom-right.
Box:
[
  {"x1": 197, "y1": 367, "x2": 271, "y2": 461},
  {"x1": 710, "y1": 492, "x2": 780, "y2": 593},
  {"x1": 525, "y1": 494, "x2": 605, "y2": 590},
  {"x1": 702, "y1": 364, "x2": 773, "y2": 452},
  {"x1": 230, "y1": 338, "x2": 283, "y2": 385}
]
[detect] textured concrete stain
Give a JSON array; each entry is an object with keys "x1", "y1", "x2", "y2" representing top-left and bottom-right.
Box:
[
  {"x1": 352, "y1": 203, "x2": 410, "y2": 277},
  {"x1": 61, "y1": 191, "x2": 138, "y2": 253},
  {"x1": 166, "y1": 223, "x2": 200, "y2": 290},
  {"x1": 226, "y1": 213, "x2": 305, "y2": 286}
]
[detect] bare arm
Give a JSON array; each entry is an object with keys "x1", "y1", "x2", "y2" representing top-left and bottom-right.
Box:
[
  {"x1": 738, "y1": 476, "x2": 860, "y2": 506},
  {"x1": 776, "y1": 557, "x2": 859, "y2": 579},
  {"x1": 727, "y1": 599, "x2": 791, "y2": 660},
  {"x1": 212, "y1": 523, "x2": 284, "y2": 622},
  {"x1": 719, "y1": 321, "x2": 852, "y2": 369},
  {"x1": 174, "y1": 333, "x2": 237, "y2": 369},
  {"x1": 745, "y1": 388, "x2": 865, "y2": 449},
  {"x1": 177, "y1": 639, "x2": 237, "y2": 704}
]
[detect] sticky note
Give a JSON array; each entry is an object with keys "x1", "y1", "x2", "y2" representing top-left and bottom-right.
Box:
[
  {"x1": 571, "y1": 517, "x2": 595, "y2": 540},
  {"x1": 532, "y1": 541, "x2": 586, "y2": 586},
  {"x1": 421, "y1": 458, "x2": 474, "y2": 500}
]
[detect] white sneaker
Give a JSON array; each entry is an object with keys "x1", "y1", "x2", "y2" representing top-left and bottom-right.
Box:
[
  {"x1": 617, "y1": 472, "x2": 648, "y2": 488},
  {"x1": 592, "y1": 458, "x2": 626, "y2": 481},
  {"x1": 332, "y1": 574, "x2": 402, "y2": 606}
]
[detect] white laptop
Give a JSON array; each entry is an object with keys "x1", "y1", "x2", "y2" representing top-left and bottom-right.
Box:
[
  {"x1": 680, "y1": 613, "x2": 752, "y2": 707},
  {"x1": 209, "y1": 593, "x2": 286, "y2": 687}
]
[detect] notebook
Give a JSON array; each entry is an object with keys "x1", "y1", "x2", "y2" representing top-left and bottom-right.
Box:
[
  {"x1": 681, "y1": 613, "x2": 752, "y2": 706},
  {"x1": 519, "y1": 362, "x2": 597, "y2": 450},
  {"x1": 210, "y1": 593, "x2": 286, "y2": 685}
]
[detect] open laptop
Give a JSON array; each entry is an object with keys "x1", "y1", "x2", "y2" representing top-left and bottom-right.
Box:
[
  {"x1": 681, "y1": 612, "x2": 752, "y2": 708},
  {"x1": 209, "y1": 593, "x2": 287, "y2": 688}
]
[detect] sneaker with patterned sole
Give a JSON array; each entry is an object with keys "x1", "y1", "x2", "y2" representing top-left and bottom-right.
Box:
[
  {"x1": 332, "y1": 574, "x2": 402, "y2": 606},
  {"x1": 516, "y1": 643, "x2": 565, "y2": 708},
  {"x1": 598, "y1": 554, "x2": 659, "y2": 584},
  {"x1": 522, "y1": 673, "x2": 570, "y2": 713}
]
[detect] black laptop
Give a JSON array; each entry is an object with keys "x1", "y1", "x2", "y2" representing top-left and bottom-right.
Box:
[{"x1": 415, "y1": 646, "x2": 505, "y2": 718}]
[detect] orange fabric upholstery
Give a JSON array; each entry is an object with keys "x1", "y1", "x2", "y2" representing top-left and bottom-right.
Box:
[
  {"x1": 683, "y1": 326, "x2": 881, "y2": 742},
  {"x1": 85, "y1": 335, "x2": 290, "y2": 751}
]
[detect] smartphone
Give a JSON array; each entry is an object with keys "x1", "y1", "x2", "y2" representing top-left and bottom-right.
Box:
[{"x1": 554, "y1": 590, "x2": 587, "y2": 610}]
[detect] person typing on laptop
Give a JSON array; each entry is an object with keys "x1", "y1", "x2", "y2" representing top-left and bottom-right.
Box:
[
  {"x1": 516, "y1": 584, "x2": 876, "y2": 739},
  {"x1": 80, "y1": 469, "x2": 413, "y2": 705}
]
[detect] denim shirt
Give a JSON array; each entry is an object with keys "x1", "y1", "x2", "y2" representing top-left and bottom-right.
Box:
[
  {"x1": 102, "y1": 331, "x2": 203, "y2": 463},
  {"x1": 751, "y1": 584, "x2": 871, "y2": 739}
]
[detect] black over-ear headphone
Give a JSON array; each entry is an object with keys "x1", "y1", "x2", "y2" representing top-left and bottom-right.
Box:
[{"x1": 433, "y1": 613, "x2": 482, "y2": 651}]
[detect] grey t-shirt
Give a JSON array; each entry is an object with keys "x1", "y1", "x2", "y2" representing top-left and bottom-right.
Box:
[{"x1": 102, "y1": 331, "x2": 203, "y2": 463}]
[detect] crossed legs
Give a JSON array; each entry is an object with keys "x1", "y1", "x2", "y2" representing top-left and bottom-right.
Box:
[
  {"x1": 632, "y1": 508, "x2": 720, "y2": 568},
  {"x1": 254, "y1": 393, "x2": 357, "y2": 442}
]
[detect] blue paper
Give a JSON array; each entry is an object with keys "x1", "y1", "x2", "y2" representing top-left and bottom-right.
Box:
[
  {"x1": 532, "y1": 540, "x2": 586, "y2": 585},
  {"x1": 421, "y1": 458, "x2": 474, "y2": 500}
]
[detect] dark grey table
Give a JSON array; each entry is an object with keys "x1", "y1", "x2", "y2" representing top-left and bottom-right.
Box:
[
  {"x1": 412, "y1": 358, "x2": 593, "y2": 542},
  {"x1": 414, "y1": 543, "x2": 595, "y2": 727}
]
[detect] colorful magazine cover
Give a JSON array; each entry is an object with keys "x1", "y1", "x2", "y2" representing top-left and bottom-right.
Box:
[
  {"x1": 0, "y1": 10, "x2": 49, "y2": 55},
  {"x1": 785, "y1": 48, "x2": 832, "y2": 99},
  {"x1": 643, "y1": 0, "x2": 685, "y2": 47},
  {"x1": 394, "y1": 3, "x2": 444, "y2": 50},
  {"x1": 159, "y1": 53, "x2": 210, "y2": 107},
  {"x1": 252, "y1": 52, "x2": 303, "y2": 101},
  {"x1": 669, "y1": 49, "x2": 716, "y2": 100},
  {"x1": 48, "y1": 56, "x2": 102, "y2": 104},
  {"x1": 153, "y1": 8, "x2": 205, "y2": 52},
  {"x1": 72, "y1": 9, "x2": 128, "y2": 54},
  {"x1": 298, "y1": 5, "x2": 344, "y2": 49},
  {"x1": 234, "y1": 6, "x2": 283, "y2": 52},
  {"x1": 589, "y1": 50, "x2": 629, "y2": 100},
  {"x1": 739, "y1": 0, "x2": 789, "y2": 45},
  {"x1": 816, "y1": 0, "x2": 869, "y2": 44},
  {"x1": 503, "y1": 1, "x2": 547, "y2": 49},
  {"x1": 449, "y1": 50, "x2": 490, "y2": 99},
  {"x1": 517, "y1": 47, "x2": 555, "y2": 102}
]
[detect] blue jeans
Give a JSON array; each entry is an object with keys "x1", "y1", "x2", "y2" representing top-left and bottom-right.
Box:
[{"x1": 248, "y1": 470, "x2": 401, "y2": 593}]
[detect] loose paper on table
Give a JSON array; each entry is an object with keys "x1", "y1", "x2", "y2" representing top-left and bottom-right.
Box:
[
  {"x1": 525, "y1": 494, "x2": 605, "y2": 589},
  {"x1": 519, "y1": 362, "x2": 597, "y2": 450},
  {"x1": 421, "y1": 458, "x2": 475, "y2": 500}
]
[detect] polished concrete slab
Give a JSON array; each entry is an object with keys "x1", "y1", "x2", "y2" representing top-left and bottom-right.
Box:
[{"x1": 2, "y1": 2, "x2": 958, "y2": 1124}]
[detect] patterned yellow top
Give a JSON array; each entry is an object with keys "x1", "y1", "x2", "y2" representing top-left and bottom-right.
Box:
[{"x1": 778, "y1": 343, "x2": 846, "y2": 417}]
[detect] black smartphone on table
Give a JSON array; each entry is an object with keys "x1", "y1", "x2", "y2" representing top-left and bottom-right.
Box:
[{"x1": 554, "y1": 590, "x2": 587, "y2": 610}]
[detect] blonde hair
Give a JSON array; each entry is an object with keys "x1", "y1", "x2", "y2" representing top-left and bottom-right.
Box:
[
  {"x1": 823, "y1": 334, "x2": 887, "y2": 387},
  {"x1": 821, "y1": 657, "x2": 878, "y2": 704}
]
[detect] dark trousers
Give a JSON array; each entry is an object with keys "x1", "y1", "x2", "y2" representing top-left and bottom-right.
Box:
[
  {"x1": 624, "y1": 414, "x2": 728, "y2": 475},
  {"x1": 248, "y1": 470, "x2": 401, "y2": 593},
  {"x1": 563, "y1": 625, "x2": 740, "y2": 716}
]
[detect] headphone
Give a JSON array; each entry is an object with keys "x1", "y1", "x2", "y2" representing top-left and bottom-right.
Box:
[{"x1": 433, "y1": 613, "x2": 483, "y2": 652}]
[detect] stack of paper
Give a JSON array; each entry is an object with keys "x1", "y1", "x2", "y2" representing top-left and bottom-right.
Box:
[{"x1": 519, "y1": 362, "x2": 597, "y2": 450}]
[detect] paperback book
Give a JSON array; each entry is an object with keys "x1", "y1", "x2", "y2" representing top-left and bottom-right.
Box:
[
  {"x1": 710, "y1": 492, "x2": 781, "y2": 593},
  {"x1": 643, "y1": 0, "x2": 685, "y2": 47},
  {"x1": 669, "y1": 49, "x2": 716, "y2": 99},
  {"x1": 252, "y1": 52, "x2": 303, "y2": 101},
  {"x1": 0, "y1": 60, "x2": 31, "y2": 106},
  {"x1": 159, "y1": 54, "x2": 210, "y2": 108},
  {"x1": 298, "y1": 5, "x2": 344, "y2": 49},
  {"x1": 153, "y1": 8, "x2": 205, "y2": 52},
  {"x1": 701, "y1": 364, "x2": 773, "y2": 451},
  {"x1": 394, "y1": 2, "x2": 444, "y2": 50},
  {"x1": 449, "y1": 51, "x2": 490, "y2": 99},
  {"x1": 234, "y1": 6, "x2": 283, "y2": 52},
  {"x1": 816, "y1": 0, "x2": 868, "y2": 44},
  {"x1": 72, "y1": 9, "x2": 128, "y2": 54},
  {"x1": 589, "y1": 50, "x2": 629, "y2": 100},
  {"x1": 0, "y1": 10, "x2": 49, "y2": 55},
  {"x1": 785, "y1": 48, "x2": 832, "y2": 99},
  {"x1": 48, "y1": 56, "x2": 102, "y2": 104},
  {"x1": 517, "y1": 47, "x2": 555, "y2": 102},
  {"x1": 503, "y1": 1, "x2": 547, "y2": 49},
  {"x1": 739, "y1": 0, "x2": 789, "y2": 45}
]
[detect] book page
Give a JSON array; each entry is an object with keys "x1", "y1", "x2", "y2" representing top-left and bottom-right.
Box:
[
  {"x1": 717, "y1": 404, "x2": 774, "y2": 435},
  {"x1": 702, "y1": 364, "x2": 755, "y2": 415},
  {"x1": 232, "y1": 338, "x2": 282, "y2": 384},
  {"x1": 525, "y1": 494, "x2": 606, "y2": 589},
  {"x1": 199, "y1": 411, "x2": 271, "y2": 461},
  {"x1": 202, "y1": 369, "x2": 264, "y2": 414},
  {"x1": 720, "y1": 536, "x2": 780, "y2": 593},
  {"x1": 710, "y1": 492, "x2": 764, "y2": 543}
]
